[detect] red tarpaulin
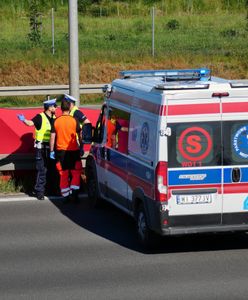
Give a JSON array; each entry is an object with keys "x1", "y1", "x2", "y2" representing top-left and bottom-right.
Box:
[{"x1": 0, "y1": 107, "x2": 100, "y2": 155}]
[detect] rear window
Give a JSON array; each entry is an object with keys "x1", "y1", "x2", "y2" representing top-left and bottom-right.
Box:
[
  {"x1": 223, "y1": 121, "x2": 248, "y2": 165},
  {"x1": 168, "y1": 122, "x2": 221, "y2": 168}
]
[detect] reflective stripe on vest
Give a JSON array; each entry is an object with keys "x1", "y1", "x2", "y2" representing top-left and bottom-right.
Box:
[{"x1": 35, "y1": 112, "x2": 53, "y2": 142}]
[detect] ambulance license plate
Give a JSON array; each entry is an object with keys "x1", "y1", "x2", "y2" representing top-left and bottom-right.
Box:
[{"x1": 176, "y1": 194, "x2": 213, "y2": 205}]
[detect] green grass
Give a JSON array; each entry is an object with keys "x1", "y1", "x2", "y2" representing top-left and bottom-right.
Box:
[
  {"x1": 1, "y1": 9, "x2": 247, "y2": 65},
  {"x1": 0, "y1": 172, "x2": 36, "y2": 194},
  {"x1": 0, "y1": 2, "x2": 248, "y2": 106},
  {"x1": 0, "y1": 176, "x2": 21, "y2": 194}
]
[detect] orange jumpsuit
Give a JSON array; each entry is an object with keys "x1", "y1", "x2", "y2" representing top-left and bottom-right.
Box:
[{"x1": 53, "y1": 115, "x2": 82, "y2": 197}]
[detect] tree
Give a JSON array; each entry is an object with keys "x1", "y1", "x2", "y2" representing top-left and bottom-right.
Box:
[{"x1": 27, "y1": 0, "x2": 42, "y2": 45}]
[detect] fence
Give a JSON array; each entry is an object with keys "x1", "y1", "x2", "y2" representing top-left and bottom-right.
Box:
[{"x1": 0, "y1": 84, "x2": 105, "y2": 97}]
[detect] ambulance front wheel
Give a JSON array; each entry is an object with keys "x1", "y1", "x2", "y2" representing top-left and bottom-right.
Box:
[
  {"x1": 86, "y1": 161, "x2": 102, "y2": 208},
  {"x1": 136, "y1": 203, "x2": 158, "y2": 248}
]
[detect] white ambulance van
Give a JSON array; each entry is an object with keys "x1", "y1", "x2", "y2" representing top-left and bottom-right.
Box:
[{"x1": 85, "y1": 68, "x2": 248, "y2": 247}]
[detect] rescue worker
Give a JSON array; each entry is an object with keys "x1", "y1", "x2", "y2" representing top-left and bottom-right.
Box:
[
  {"x1": 106, "y1": 109, "x2": 128, "y2": 149},
  {"x1": 50, "y1": 98, "x2": 82, "y2": 204},
  {"x1": 17, "y1": 99, "x2": 57, "y2": 200},
  {"x1": 106, "y1": 112, "x2": 118, "y2": 148}
]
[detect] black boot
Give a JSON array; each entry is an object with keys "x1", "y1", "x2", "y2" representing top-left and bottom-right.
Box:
[
  {"x1": 62, "y1": 196, "x2": 70, "y2": 204},
  {"x1": 71, "y1": 190, "x2": 80, "y2": 204},
  {"x1": 36, "y1": 193, "x2": 44, "y2": 200}
]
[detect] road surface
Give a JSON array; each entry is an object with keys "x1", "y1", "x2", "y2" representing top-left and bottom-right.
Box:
[{"x1": 1, "y1": 196, "x2": 248, "y2": 299}]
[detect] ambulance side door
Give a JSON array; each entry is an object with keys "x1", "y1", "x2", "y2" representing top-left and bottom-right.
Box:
[
  {"x1": 103, "y1": 105, "x2": 130, "y2": 210},
  {"x1": 127, "y1": 107, "x2": 157, "y2": 210},
  {"x1": 93, "y1": 104, "x2": 108, "y2": 195}
]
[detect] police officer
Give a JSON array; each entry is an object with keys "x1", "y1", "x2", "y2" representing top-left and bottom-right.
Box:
[
  {"x1": 17, "y1": 99, "x2": 57, "y2": 200},
  {"x1": 63, "y1": 94, "x2": 92, "y2": 150},
  {"x1": 63, "y1": 94, "x2": 90, "y2": 126}
]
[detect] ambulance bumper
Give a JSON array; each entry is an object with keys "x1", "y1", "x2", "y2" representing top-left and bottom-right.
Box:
[
  {"x1": 160, "y1": 224, "x2": 248, "y2": 236},
  {"x1": 145, "y1": 198, "x2": 248, "y2": 236}
]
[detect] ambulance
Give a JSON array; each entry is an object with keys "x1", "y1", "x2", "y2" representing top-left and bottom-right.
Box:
[{"x1": 85, "y1": 68, "x2": 248, "y2": 247}]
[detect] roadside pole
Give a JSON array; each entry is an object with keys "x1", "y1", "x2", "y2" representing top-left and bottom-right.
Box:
[
  {"x1": 152, "y1": 6, "x2": 155, "y2": 57},
  {"x1": 51, "y1": 8, "x2": 55, "y2": 55},
  {"x1": 68, "y1": 0, "x2": 80, "y2": 106}
]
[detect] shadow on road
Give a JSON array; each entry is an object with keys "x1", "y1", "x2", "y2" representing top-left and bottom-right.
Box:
[
  {"x1": 49, "y1": 197, "x2": 248, "y2": 254},
  {"x1": 50, "y1": 197, "x2": 143, "y2": 252}
]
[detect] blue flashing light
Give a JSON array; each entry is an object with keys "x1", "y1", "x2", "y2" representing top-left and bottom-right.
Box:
[
  {"x1": 120, "y1": 68, "x2": 211, "y2": 81},
  {"x1": 199, "y1": 68, "x2": 211, "y2": 81},
  {"x1": 200, "y1": 69, "x2": 207, "y2": 75}
]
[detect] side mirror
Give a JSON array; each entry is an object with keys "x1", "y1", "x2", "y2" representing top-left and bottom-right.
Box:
[{"x1": 82, "y1": 123, "x2": 93, "y2": 144}]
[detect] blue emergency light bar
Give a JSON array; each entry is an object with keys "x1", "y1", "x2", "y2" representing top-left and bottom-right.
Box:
[{"x1": 120, "y1": 68, "x2": 211, "y2": 81}]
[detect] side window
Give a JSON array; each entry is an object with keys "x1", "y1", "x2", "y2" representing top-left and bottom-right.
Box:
[
  {"x1": 168, "y1": 122, "x2": 221, "y2": 168},
  {"x1": 106, "y1": 107, "x2": 130, "y2": 154},
  {"x1": 223, "y1": 121, "x2": 248, "y2": 165}
]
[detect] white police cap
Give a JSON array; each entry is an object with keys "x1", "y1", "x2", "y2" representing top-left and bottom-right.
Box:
[
  {"x1": 64, "y1": 94, "x2": 77, "y2": 103},
  {"x1": 43, "y1": 98, "x2": 56, "y2": 106}
]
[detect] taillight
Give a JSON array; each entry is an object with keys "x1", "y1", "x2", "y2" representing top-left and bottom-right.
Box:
[{"x1": 155, "y1": 161, "x2": 168, "y2": 202}]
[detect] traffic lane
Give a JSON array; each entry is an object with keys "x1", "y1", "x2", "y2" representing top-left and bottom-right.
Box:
[{"x1": 1, "y1": 200, "x2": 248, "y2": 299}]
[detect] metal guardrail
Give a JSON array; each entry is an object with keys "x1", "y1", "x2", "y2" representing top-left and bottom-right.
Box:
[
  {"x1": 0, "y1": 84, "x2": 106, "y2": 97},
  {"x1": 0, "y1": 154, "x2": 35, "y2": 171}
]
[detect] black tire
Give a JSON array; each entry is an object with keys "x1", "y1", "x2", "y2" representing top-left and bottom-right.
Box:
[
  {"x1": 136, "y1": 203, "x2": 159, "y2": 249},
  {"x1": 85, "y1": 160, "x2": 102, "y2": 208}
]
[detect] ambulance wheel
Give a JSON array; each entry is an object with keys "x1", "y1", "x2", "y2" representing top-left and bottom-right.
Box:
[
  {"x1": 86, "y1": 161, "x2": 102, "y2": 208},
  {"x1": 136, "y1": 203, "x2": 158, "y2": 248}
]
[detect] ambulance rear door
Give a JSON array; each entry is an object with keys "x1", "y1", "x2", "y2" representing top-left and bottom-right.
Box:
[
  {"x1": 222, "y1": 86, "x2": 248, "y2": 225},
  {"x1": 166, "y1": 92, "x2": 222, "y2": 228}
]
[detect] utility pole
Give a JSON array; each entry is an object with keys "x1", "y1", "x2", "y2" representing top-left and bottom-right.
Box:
[{"x1": 68, "y1": 0, "x2": 80, "y2": 106}]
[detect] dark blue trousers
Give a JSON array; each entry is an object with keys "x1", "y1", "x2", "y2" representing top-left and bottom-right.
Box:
[{"x1": 34, "y1": 148, "x2": 48, "y2": 196}]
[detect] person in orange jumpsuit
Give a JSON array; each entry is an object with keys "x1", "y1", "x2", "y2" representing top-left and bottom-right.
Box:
[
  {"x1": 106, "y1": 110, "x2": 129, "y2": 151},
  {"x1": 50, "y1": 99, "x2": 82, "y2": 203}
]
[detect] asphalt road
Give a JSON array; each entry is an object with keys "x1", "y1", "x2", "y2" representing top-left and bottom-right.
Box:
[{"x1": 1, "y1": 196, "x2": 248, "y2": 300}]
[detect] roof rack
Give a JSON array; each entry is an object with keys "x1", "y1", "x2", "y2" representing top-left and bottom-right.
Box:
[
  {"x1": 230, "y1": 80, "x2": 248, "y2": 88},
  {"x1": 156, "y1": 82, "x2": 210, "y2": 91},
  {"x1": 120, "y1": 68, "x2": 211, "y2": 81}
]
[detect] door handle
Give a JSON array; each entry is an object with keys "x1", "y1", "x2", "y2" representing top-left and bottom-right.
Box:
[
  {"x1": 101, "y1": 147, "x2": 110, "y2": 161},
  {"x1": 232, "y1": 167, "x2": 241, "y2": 183}
]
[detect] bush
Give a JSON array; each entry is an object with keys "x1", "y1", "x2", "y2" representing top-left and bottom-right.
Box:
[
  {"x1": 78, "y1": 0, "x2": 92, "y2": 13},
  {"x1": 134, "y1": 20, "x2": 150, "y2": 33},
  {"x1": 220, "y1": 29, "x2": 238, "y2": 38},
  {"x1": 166, "y1": 19, "x2": 180, "y2": 30}
]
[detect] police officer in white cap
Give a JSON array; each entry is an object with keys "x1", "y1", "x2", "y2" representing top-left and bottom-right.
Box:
[
  {"x1": 64, "y1": 94, "x2": 91, "y2": 126},
  {"x1": 63, "y1": 94, "x2": 92, "y2": 153},
  {"x1": 17, "y1": 98, "x2": 58, "y2": 200}
]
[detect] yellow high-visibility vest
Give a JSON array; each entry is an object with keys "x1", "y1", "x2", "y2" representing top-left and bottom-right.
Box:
[
  {"x1": 70, "y1": 106, "x2": 83, "y2": 128},
  {"x1": 35, "y1": 112, "x2": 55, "y2": 142}
]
